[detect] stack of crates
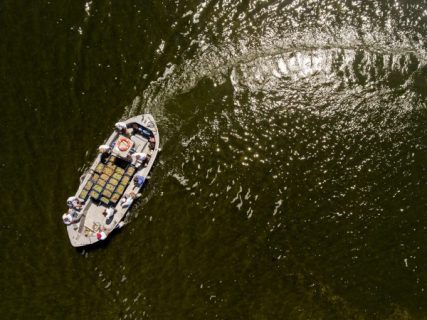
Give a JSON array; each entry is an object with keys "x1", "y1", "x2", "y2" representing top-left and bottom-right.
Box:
[{"x1": 78, "y1": 155, "x2": 136, "y2": 205}]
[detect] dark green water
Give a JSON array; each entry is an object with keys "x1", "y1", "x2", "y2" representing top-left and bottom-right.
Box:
[{"x1": 0, "y1": 0, "x2": 426, "y2": 319}]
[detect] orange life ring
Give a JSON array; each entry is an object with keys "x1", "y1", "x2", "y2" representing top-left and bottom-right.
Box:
[{"x1": 117, "y1": 137, "x2": 131, "y2": 152}]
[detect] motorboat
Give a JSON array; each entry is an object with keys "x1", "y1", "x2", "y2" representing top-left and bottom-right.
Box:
[{"x1": 64, "y1": 114, "x2": 160, "y2": 247}]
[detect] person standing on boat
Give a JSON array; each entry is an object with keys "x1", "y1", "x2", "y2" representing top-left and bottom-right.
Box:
[
  {"x1": 96, "y1": 226, "x2": 110, "y2": 241},
  {"x1": 149, "y1": 136, "x2": 156, "y2": 150},
  {"x1": 131, "y1": 152, "x2": 149, "y2": 167},
  {"x1": 103, "y1": 207, "x2": 115, "y2": 220},
  {"x1": 133, "y1": 175, "x2": 145, "y2": 188},
  {"x1": 115, "y1": 122, "x2": 129, "y2": 135},
  {"x1": 131, "y1": 152, "x2": 146, "y2": 160},
  {"x1": 62, "y1": 208, "x2": 80, "y2": 225},
  {"x1": 96, "y1": 231, "x2": 108, "y2": 241},
  {"x1": 98, "y1": 144, "x2": 112, "y2": 163},
  {"x1": 66, "y1": 196, "x2": 84, "y2": 210},
  {"x1": 62, "y1": 213, "x2": 73, "y2": 225},
  {"x1": 131, "y1": 123, "x2": 141, "y2": 135},
  {"x1": 98, "y1": 144, "x2": 111, "y2": 154},
  {"x1": 120, "y1": 192, "x2": 141, "y2": 208},
  {"x1": 95, "y1": 222, "x2": 125, "y2": 241}
]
